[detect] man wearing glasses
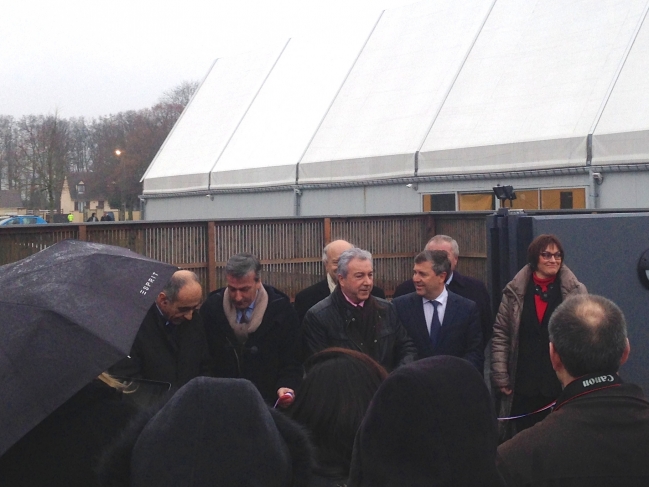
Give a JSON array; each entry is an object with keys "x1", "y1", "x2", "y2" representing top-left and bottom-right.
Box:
[{"x1": 111, "y1": 270, "x2": 212, "y2": 389}]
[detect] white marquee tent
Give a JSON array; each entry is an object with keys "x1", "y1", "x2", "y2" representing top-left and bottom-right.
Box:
[{"x1": 142, "y1": 0, "x2": 649, "y2": 219}]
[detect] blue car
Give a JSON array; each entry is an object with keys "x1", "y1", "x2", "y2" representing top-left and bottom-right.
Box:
[{"x1": 0, "y1": 215, "x2": 48, "y2": 226}]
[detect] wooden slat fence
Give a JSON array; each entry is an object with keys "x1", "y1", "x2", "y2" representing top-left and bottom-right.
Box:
[{"x1": 0, "y1": 213, "x2": 490, "y2": 298}]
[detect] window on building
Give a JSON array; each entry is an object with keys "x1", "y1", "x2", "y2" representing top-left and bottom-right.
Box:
[
  {"x1": 423, "y1": 193, "x2": 456, "y2": 211},
  {"x1": 97, "y1": 201, "x2": 105, "y2": 209},
  {"x1": 508, "y1": 190, "x2": 539, "y2": 210},
  {"x1": 540, "y1": 188, "x2": 585, "y2": 209},
  {"x1": 76, "y1": 182, "x2": 85, "y2": 195},
  {"x1": 458, "y1": 193, "x2": 495, "y2": 211}
]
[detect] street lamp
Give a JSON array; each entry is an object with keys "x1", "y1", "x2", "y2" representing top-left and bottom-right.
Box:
[{"x1": 114, "y1": 149, "x2": 125, "y2": 221}]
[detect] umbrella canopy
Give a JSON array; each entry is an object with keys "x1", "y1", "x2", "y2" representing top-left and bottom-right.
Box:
[{"x1": 0, "y1": 239, "x2": 177, "y2": 455}]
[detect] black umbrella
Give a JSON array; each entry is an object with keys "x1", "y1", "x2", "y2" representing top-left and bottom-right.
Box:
[{"x1": 0, "y1": 239, "x2": 177, "y2": 456}]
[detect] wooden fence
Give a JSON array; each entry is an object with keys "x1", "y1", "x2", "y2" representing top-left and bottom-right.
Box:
[{"x1": 0, "y1": 213, "x2": 490, "y2": 299}]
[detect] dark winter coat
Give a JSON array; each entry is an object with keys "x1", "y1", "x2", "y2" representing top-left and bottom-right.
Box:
[
  {"x1": 294, "y1": 278, "x2": 386, "y2": 325},
  {"x1": 303, "y1": 289, "x2": 417, "y2": 372},
  {"x1": 200, "y1": 284, "x2": 303, "y2": 403},
  {"x1": 110, "y1": 303, "x2": 212, "y2": 389},
  {"x1": 497, "y1": 374, "x2": 649, "y2": 486},
  {"x1": 491, "y1": 265, "x2": 586, "y2": 422}
]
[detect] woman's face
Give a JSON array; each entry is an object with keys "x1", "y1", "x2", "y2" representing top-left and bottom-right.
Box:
[{"x1": 535, "y1": 243, "x2": 563, "y2": 279}]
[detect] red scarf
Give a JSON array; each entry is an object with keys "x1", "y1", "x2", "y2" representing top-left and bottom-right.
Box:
[{"x1": 532, "y1": 273, "x2": 557, "y2": 323}]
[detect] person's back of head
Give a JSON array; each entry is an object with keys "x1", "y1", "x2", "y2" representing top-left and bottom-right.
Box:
[
  {"x1": 289, "y1": 348, "x2": 387, "y2": 479},
  {"x1": 114, "y1": 377, "x2": 312, "y2": 487},
  {"x1": 348, "y1": 356, "x2": 504, "y2": 487},
  {"x1": 549, "y1": 294, "x2": 629, "y2": 378}
]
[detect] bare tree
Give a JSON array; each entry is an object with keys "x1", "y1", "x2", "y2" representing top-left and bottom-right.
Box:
[
  {"x1": 0, "y1": 81, "x2": 196, "y2": 214},
  {"x1": 15, "y1": 113, "x2": 69, "y2": 213},
  {"x1": 158, "y1": 80, "x2": 199, "y2": 108},
  {"x1": 0, "y1": 116, "x2": 17, "y2": 190}
]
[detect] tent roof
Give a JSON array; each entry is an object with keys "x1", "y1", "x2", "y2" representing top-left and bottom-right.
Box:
[
  {"x1": 142, "y1": 0, "x2": 649, "y2": 196},
  {"x1": 298, "y1": 0, "x2": 496, "y2": 183},
  {"x1": 142, "y1": 42, "x2": 287, "y2": 194},
  {"x1": 210, "y1": 35, "x2": 372, "y2": 190},
  {"x1": 418, "y1": 0, "x2": 649, "y2": 175},
  {"x1": 592, "y1": 3, "x2": 649, "y2": 165}
]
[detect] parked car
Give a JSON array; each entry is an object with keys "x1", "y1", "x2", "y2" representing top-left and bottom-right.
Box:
[{"x1": 0, "y1": 215, "x2": 48, "y2": 226}]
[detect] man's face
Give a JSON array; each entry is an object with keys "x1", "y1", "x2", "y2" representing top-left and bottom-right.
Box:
[
  {"x1": 338, "y1": 258, "x2": 373, "y2": 304},
  {"x1": 425, "y1": 240, "x2": 458, "y2": 272},
  {"x1": 413, "y1": 260, "x2": 447, "y2": 300},
  {"x1": 157, "y1": 282, "x2": 203, "y2": 325},
  {"x1": 325, "y1": 240, "x2": 354, "y2": 282},
  {"x1": 226, "y1": 271, "x2": 261, "y2": 310}
]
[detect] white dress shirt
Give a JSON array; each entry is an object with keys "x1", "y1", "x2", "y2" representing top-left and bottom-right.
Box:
[{"x1": 422, "y1": 287, "x2": 449, "y2": 335}]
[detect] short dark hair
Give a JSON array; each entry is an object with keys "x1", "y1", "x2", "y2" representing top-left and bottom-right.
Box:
[
  {"x1": 527, "y1": 234, "x2": 565, "y2": 271},
  {"x1": 225, "y1": 253, "x2": 261, "y2": 280},
  {"x1": 162, "y1": 270, "x2": 200, "y2": 303},
  {"x1": 549, "y1": 294, "x2": 628, "y2": 377},
  {"x1": 289, "y1": 348, "x2": 387, "y2": 476},
  {"x1": 414, "y1": 250, "x2": 450, "y2": 277}
]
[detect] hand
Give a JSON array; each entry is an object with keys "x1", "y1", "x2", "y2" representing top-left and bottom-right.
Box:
[
  {"x1": 499, "y1": 386, "x2": 513, "y2": 396},
  {"x1": 276, "y1": 388, "x2": 295, "y2": 408}
]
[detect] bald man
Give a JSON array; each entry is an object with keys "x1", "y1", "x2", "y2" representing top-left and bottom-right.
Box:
[
  {"x1": 294, "y1": 240, "x2": 386, "y2": 325},
  {"x1": 111, "y1": 270, "x2": 212, "y2": 389}
]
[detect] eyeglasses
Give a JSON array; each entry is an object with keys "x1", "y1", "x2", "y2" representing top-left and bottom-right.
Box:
[{"x1": 540, "y1": 251, "x2": 563, "y2": 260}]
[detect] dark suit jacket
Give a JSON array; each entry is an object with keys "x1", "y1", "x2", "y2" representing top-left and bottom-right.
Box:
[
  {"x1": 393, "y1": 271, "x2": 493, "y2": 348},
  {"x1": 294, "y1": 278, "x2": 386, "y2": 325},
  {"x1": 392, "y1": 290, "x2": 483, "y2": 372}
]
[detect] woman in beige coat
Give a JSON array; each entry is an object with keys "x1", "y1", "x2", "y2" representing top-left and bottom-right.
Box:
[{"x1": 491, "y1": 234, "x2": 586, "y2": 441}]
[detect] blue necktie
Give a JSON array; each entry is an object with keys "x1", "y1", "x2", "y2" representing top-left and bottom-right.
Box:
[{"x1": 429, "y1": 300, "x2": 441, "y2": 349}]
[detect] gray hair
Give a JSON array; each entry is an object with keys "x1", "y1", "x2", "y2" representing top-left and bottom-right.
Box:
[
  {"x1": 425, "y1": 235, "x2": 459, "y2": 258},
  {"x1": 549, "y1": 295, "x2": 628, "y2": 377},
  {"x1": 163, "y1": 270, "x2": 200, "y2": 303},
  {"x1": 225, "y1": 253, "x2": 262, "y2": 280},
  {"x1": 414, "y1": 250, "x2": 451, "y2": 277},
  {"x1": 337, "y1": 248, "x2": 372, "y2": 279}
]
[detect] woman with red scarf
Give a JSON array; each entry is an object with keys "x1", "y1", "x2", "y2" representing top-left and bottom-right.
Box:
[{"x1": 491, "y1": 234, "x2": 587, "y2": 441}]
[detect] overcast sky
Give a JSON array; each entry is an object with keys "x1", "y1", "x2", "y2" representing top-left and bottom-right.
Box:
[{"x1": 0, "y1": 0, "x2": 418, "y2": 119}]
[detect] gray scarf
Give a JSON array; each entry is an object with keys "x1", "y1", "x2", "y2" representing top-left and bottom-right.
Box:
[{"x1": 223, "y1": 285, "x2": 269, "y2": 344}]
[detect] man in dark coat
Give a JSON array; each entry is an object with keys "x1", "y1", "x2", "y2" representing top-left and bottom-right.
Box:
[
  {"x1": 393, "y1": 250, "x2": 483, "y2": 372},
  {"x1": 110, "y1": 270, "x2": 211, "y2": 389},
  {"x1": 393, "y1": 235, "x2": 492, "y2": 349},
  {"x1": 497, "y1": 295, "x2": 649, "y2": 486},
  {"x1": 200, "y1": 253, "x2": 303, "y2": 404},
  {"x1": 294, "y1": 239, "x2": 385, "y2": 325},
  {"x1": 303, "y1": 247, "x2": 417, "y2": 371}
]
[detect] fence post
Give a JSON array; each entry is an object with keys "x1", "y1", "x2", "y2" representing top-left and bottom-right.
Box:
[
  {"x1": 207, "y1": 221, "x2": 217, "y2": 292},
  {"x1": 323, "y1": 217, "x2": 331, "y2": 246},
  {"x1": 78, "y1": 224, "x2": 87, "y2": 242},
  {"x1": 425, "y1": 215, "x2": 436, "y2": 243}
]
